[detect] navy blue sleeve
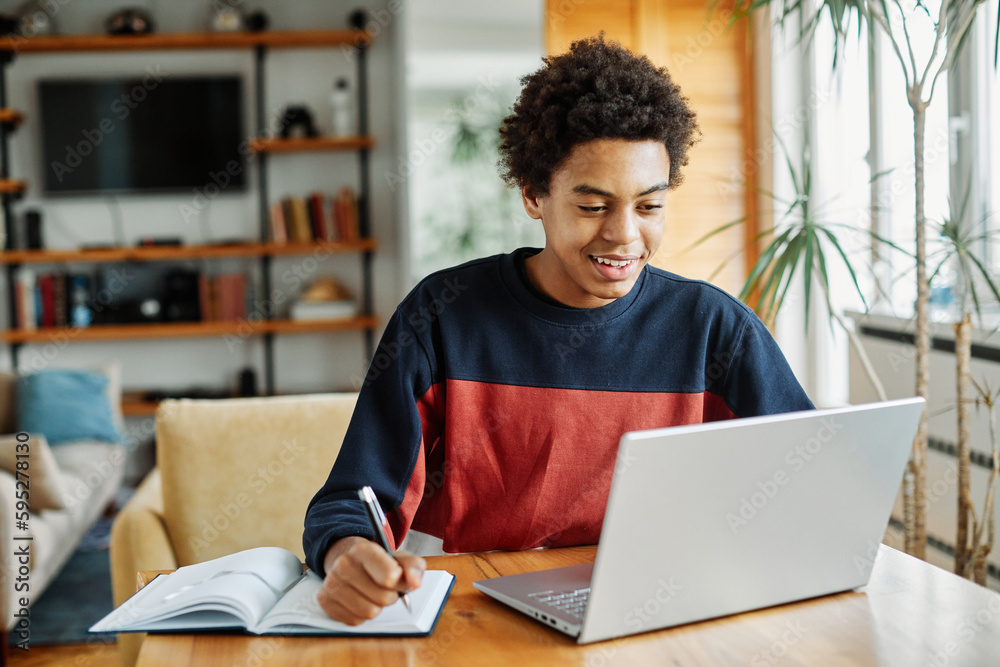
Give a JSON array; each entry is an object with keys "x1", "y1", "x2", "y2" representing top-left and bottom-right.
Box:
[
  {"x1": 302, "y1": 309, "x2": 435, "y2": 576},
  {"x1": 721, "y1": 311, "x2": 814, "y2": 417}
]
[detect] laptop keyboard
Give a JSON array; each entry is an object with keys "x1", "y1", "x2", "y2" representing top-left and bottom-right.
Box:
[{"x1": 528, "y1": 587, "x2": 591, "y2": 620}]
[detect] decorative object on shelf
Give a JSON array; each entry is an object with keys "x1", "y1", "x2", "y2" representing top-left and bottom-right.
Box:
[
  {"x1": 70, "y1": 274, "x2": 92, "y2": 328},
  {"x1": 278, "y1": 105, "x2": 318, "y2": 139},
  {"x1": 348, "y1": 8, "x2": 367, "y2": 31},
  {"x1": 330, "y1": 77, "x2": 354, "y2": 136},
  {"x1": 15, "y1": 0, "x2": 57, "y2": 36},
  {"x1": 238, "y1": 367, "x2": 257, "y2": 397},
  {"x1": 104, "y1": 8, "x2": 154, "y2": 36},
  {"x1": 24, "y1": 208, "x2": 42, "y2": 249},
  {"x1": 137, "y1": 236, "x2": 182, "y2": 247},
  {"x1": 289, "y1": 276, "x2": 357, "y2": 321},
  {"x1": 0, "y1": 14, "x2": 19, "y2": 36},
  {"x1": 163, "y1": 269, "x2": 201, "y2": 322},
  {"x1": 209, "y1": 1, "x2": 244, "y2": 32},
  {"x1": 245, "y1": 10, "x2": 269, "y2": 32}
]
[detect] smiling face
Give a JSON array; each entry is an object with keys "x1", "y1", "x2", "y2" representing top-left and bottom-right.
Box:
[{"x1": 522, "y1": 138, "x2": 670, "y2": 309}]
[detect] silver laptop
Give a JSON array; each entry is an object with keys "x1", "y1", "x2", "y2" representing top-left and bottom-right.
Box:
[{"x1": 473, "y1": 397, "x2": 925, "y2": 644}]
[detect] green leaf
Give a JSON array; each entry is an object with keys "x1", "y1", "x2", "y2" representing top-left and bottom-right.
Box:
[
  {"x1": 818, "y1": 226, "x2": 869, "y2": 311},
  {"x1": 740, "y1": 226, "x2": 795, "y2": 303},
  {"x1": 681, "y1": 216, "x2": 746, "y2": 254},
  {"x1": 762, "y1": 232, "x2": 805, "y2": 323},
  {"x1": 803, "y1": 227, "x2": 816, "y2": 328}
]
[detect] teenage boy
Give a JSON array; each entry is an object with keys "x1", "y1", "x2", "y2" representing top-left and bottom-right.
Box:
[{"x1": 304, "y1": 35, "x2": 813, "y2": 624}]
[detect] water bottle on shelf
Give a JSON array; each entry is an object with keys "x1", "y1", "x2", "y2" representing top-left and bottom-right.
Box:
[{"x1": 330, "y1": 77, "x2": 354, "y2": 137}]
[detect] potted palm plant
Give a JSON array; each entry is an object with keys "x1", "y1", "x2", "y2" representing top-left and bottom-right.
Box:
[{"x1": 734, "y1": 0, "x2": 998, "y2": 560}]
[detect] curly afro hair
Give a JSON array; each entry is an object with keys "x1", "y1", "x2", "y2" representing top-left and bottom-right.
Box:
[{"x1": 498, "y1": 34, "x2": 700, "y2": 195}]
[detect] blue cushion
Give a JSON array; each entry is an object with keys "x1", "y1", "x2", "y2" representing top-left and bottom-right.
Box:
[{"x1": 16, "y1": 369, "x2": 121, "y2": 445}]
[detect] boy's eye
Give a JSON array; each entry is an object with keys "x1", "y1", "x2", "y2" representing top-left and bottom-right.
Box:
[
  {"x1": 640, "y1": 204, "x2": 664, "y2": 211},
  {"x1": 578, "y1": 205, "x2": 606, "y2": 212}
]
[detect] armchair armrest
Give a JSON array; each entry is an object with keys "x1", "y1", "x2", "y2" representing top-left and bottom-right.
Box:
[{"x1": 110, "y1": 467, "x2": 176, "y2": 667}]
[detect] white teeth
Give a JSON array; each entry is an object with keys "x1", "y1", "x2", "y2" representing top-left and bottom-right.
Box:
[{"x1": 594, "y1": 257, "x2": 634, "y2": 268}]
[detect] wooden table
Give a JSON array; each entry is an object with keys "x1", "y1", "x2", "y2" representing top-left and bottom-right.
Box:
[{"x1": 136, "y1": 544, "x2": 1000, "y2": 666}]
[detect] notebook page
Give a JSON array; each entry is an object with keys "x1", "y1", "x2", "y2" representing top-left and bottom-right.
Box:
[{"x1": 254, "y1": 570, "x2": 455, "y2": 635}]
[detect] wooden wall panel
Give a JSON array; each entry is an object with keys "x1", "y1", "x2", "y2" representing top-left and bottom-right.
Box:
[
  {"x1": 544, "y1": 0, "x2": 756, "y2": 297},
  {"x1": 546, "y1": 0, "x2": 636, "y2": 53}
]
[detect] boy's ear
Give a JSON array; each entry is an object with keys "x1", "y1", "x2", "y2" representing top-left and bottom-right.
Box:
[{"x1": 521, "y1": 185, "x2": 545, "y2": 220}]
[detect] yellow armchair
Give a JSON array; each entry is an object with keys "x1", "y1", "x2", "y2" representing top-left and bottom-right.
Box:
[{"x1": 110, "y1": 393, "x2": 357, "y2": 666}]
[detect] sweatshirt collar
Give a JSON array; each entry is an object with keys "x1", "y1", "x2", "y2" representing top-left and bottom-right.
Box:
[{"x1": 501, "y1": 247, "x2": 646, "y2": 326}]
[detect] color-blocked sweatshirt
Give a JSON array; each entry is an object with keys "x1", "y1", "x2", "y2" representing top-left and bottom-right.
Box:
[{"x1": 303, "y1": 248, "x2": 813, "y2": 574}]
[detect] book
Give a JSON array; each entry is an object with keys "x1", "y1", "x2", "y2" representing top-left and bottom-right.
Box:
[
  {"x1": 38, "y1": 274, "x2": 55, "y2": 328},
  {"x1": 216, "y1": 273, "x2": 246, "y2": 321},
  {"x1": 89, "y1": 546, "x2": 455, "y2": 637},
  {"x1": 198, "y1": 273, "x2": 214, "y2": 322},
  {"x1": 288, "y1": 196, "x2": 313, "y2": 243},
  {"x1": 333, "y1": 187, "x2": 359, "y2": 241},
  {"x1": 17, "y1": 268, "x2": 36, "y2": 331},
  {"x1": 289, "y1": 299, "x2": 358, "y2": 321},
  {"x1": 52, "y1": 274, "x2": 67, "y2": 327},
  {"x1": 308, "y1": 192, "x2": 327, "y2": 241},
  {"x1": 269, "y1": 202, "x2": 287, "y2": 245}
]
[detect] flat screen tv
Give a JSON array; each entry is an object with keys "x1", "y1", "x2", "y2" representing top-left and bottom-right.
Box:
[{"x1": 38, "y1": 76, "x2": 245, "y2": 195}]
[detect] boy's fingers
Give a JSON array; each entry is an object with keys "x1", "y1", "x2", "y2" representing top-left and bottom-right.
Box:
[
  {"x1": 394, "y1": 551, "x2": 426, "y2": 591},
  {"x1": 353, "y1": 540, "x2": 404, "y2": 588}
]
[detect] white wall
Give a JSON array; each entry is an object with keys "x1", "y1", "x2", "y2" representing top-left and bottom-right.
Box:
[
  {"x1": 405, "y1": 0, "x2": 544, "y2": 282},
  {"x1": 0, "y1": 0, "x2": 407, "y2": 481}
]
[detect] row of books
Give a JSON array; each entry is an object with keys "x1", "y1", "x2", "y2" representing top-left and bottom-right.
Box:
[
  {"x1": 199, "y1": 273, "x2": 248, "y2": 322},
  {"x1": 13, "y1": 270, "x2": 91, "y2": 331},
  {"x1": 270, "y1": 186, "x2": 360, "y2": 244},
  {"x1": 11, "y1": 269, "x2": 251, "y2": 330}
]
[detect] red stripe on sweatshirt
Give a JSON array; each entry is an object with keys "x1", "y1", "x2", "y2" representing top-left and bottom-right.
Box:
[{"x1": 398, "y1": 379, "x2": 733, "y2": 553}]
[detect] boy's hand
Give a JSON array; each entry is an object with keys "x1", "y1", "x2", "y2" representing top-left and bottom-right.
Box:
[{"x1": 317, "y1": 535, "x2": 426, "y2": 625}]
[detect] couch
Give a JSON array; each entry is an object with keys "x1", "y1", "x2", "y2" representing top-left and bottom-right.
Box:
[
  {"x1": 110, "y1": 392, "x2": 358, "y2": 666},
  {"x1": 0, "y1": 367, "x2": 127, "y2": 634}
]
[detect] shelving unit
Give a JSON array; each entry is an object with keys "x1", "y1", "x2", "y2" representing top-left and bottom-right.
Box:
[{"x1": 0, "y1": 28, "x2": 377, "y2": 398}]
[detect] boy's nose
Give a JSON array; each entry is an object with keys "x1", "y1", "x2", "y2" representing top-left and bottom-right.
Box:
[{"x1": 601, "y1": 207, "x2": 641, "y2": 246}]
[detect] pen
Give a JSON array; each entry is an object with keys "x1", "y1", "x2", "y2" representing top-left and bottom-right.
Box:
[{"x1": 358, "y1": 485, "x2": 412, "y2": 614}]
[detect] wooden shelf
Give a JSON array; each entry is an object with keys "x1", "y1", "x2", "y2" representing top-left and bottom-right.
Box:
[
  {"x1": 267, "y1": 315, "x2": 378, "y2": 334},
  {"x1": 266, "y1": 239, "x2": 377, "y2": 256},
  {"x1": 0, "y1": 108, "x2": 23, "y2": 126},
  {"x1": 0, "y1": 239, "x2": 377, "y2": 264},
  {"x1": 249, "y1": 136, "x2": 375, "y2": 153},
  {"x1": 1, "y1": 29, "x2": 371, "y2": 54},
  {"x1": 2, "y1": 316, "x2": 378, "y2": 344},
  {"x1": 121, "y1": 394, "x2": 160, "y2": 417},
  {"x1": 0, "y1": 179, "x2": 26, "y2": 195}
]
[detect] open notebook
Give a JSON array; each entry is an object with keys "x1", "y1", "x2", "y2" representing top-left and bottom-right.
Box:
[{"x1": 90, "y1": 546, "x2": 455, "y2": 637}]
